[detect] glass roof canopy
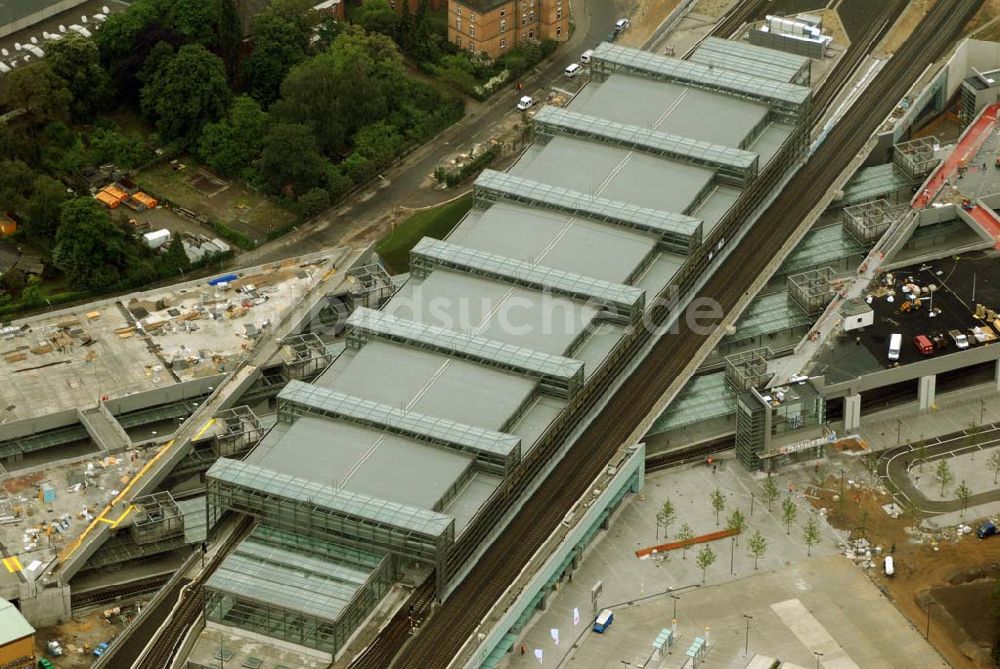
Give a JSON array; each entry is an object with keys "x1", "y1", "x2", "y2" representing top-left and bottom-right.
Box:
[
  {"x1": 410, "y1": 237, "x2": 645, "y2": 324},
  {"x1": 208, "y1": 457, "x2": 455, "y2": 539},
  {"x1": 592, "y1": 42, "x2": 810, "y2": 117},
  {"x1": 533, "y1": 106, "x2": 758, "y2": 185},
  {"x1": 475, "y1": 169, "x2": 702, "y2": 255},
  {"x1": 346, "y1": 307, "x2": 585, "y2": 398},
  {"x1": 692, "y1": 36, "x2": 810, "y2": 84},
  {"x1": 278, "y1": 379, "x2": 521, "y2": 475}
]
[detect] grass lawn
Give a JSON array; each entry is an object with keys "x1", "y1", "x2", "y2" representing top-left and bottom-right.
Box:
[{"x1": 376, "y1": 194, "x2": 473, "y2": 273}]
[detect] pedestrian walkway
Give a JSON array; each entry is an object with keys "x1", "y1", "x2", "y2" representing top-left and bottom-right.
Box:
[{"x1": 918, "y1": 102, "x2": 1000, "y2": 247}]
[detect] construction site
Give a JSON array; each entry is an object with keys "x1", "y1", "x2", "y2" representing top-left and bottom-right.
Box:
[{"x1": 5, "y1": 1, "x2": 1000, "y2": 668}]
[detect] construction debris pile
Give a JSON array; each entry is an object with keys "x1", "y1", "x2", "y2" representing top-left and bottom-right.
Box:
[{"x1": 1, "y1": 315, "x2": 98, "y2": 367}]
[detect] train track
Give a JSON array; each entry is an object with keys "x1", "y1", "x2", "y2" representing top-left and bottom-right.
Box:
[
  {"x1": 644, "y1": 436, "x2": 736, "y2": 473},
  {"x1": 134, "y1": 516, "x2": 253, "y2": 669},
  {"x1": 70, "y1": 576, "x2": 169, "y2": 611},
  {"x1": 377, "y1": 3, "x2": 982, "y2": 668},
  {"x1": 708, "y1": 0, "x2": 766, "y2": 39}
]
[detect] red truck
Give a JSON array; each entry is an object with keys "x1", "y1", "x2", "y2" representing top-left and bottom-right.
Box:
[{"x1": 913, "y1": 334, "x2": 934, "y2": 355}]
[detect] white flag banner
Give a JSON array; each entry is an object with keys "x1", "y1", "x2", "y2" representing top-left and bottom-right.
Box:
[
  {"x1": 573, "y1": 607, "x2": 580, "y2": 626},
  {"x1": 550, "y1": 628, "x2": 560, "y2": 645},
  {"x1": 534, "y1": 648, "x2": 544, "y2": 663}
]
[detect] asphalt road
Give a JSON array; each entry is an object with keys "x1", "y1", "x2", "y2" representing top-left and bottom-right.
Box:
[
  {"x1": 878, "y1": 423, "x2": 1000, "y2": 513},
  {"x1": 240, "y1": 0, "x2": 626, "y2": 267}
]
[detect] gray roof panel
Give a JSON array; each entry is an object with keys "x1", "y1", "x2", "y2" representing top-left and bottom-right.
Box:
[
  {"x1": 691, "y1": 36, "x2": 810, "y2": 83},
  {"x1": 570, "y1": 74, "x2": 771, "y2": 148},
  {"x1": 208, "y1": 457, "x2": 455, "y2": 538},
  {"x1": 593, "y1": 42, "x2": 810, "y2": 109}
]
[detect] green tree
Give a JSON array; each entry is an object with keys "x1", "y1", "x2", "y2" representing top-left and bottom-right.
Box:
[
  {"x1": 747, "y1": 529, "x2": 767, "y2": 570},
  {"x1": 298, "y1": 188, "x2": 331, "y2": 218},
  {"x1": 710, "y1": 488, "x2": 726, "y2": 526},
  {"x1": 352, "y1": 121, "x2": 404, "y2": 170},
  {"x1": 726, "y1": 508, "x2": 746, "y2": 545},
  {"x1": 140, "y1": 44, "x2": 232, "y2": 148},
  {"x1": 260, "y1": 123, "x2": 328, "y2": 196},
  {"x1": 244, "y1": 5, "x2": 313, "y2": 106},
  {"x1": 198, "y1": 95, "x2": 271, "y2": 178},
  {"x1": 955, "y1": 480, "x2": 972, "y2": 516},
  {"x1": 46, "y1": 34, "x2": 112, "y2": 121},
  {"x1": 695, "y1": 544, "x2": 716, "y2": 583},
  {"x1": 19, "y1": 275, "x2": 43, "y2": 309},
  {"x1": 935, "y1": 459, "x2": 954, "y2": 498},
  {"x1": 25, "y1": 176, "x2": 69, "y2": 244},
  {"x1": 161, "y1": 232, "x2": 190, "y2": 276},
  {"x1": 915, "y1": 442, "x2": 929, "y2": 472},
  {"x1": 0, "y1": 160, "x2": 36, "y2": 213},
  {"x1": 803, "y1": 517, "x2": 820, "y2": 556},
  {"x1": 762, "y1": 474, "x2": 780, "y2": 512},
  {"x1": 781, "y1": 495, "x2": 797, "y2": 535},
  {"x1": 89, "y1": 128, "x2": 154, "y2": 170},
  {"x1": 352, "y1": 0, "x2": 401, "y2": 37},
  {"x1": 8, "y1": 62, "x2": 72, "y2": 127},
  {"x1": 677, "y1": 523, "x2": 694, "y2": 559},
  {"x1": 988, "y1": 449, "x2": 1000, "y2": 485},
  {"x1": 216, "y1": 0, "x2": 242, "y2": 82},
  {"x1": 656, "y1": 497, "x2": 676, "y2": 541},
  {"x1": 53, "y1": 198, "x2": 130, "y2": 290},
  {"x1": 0, "y1": 270, "x2": 27, "y2": 300}
]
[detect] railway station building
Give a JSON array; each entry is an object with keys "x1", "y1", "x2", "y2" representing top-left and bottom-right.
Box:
[{"x1": 204, "y1": 40, "x2": 812, "y2": 657}]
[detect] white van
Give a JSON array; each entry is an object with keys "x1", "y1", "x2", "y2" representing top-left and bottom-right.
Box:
[
  {"x1": 888, "y1": 333, "x2": 901, "y2": 361},
  {"x1": 884, "y1": 555, "x2": 894, "y2": 577},
  {"x1": 564, "y1": 63, "x2": 582, "y2": 78},
  {"x1": 580, "y1": 49, "x2": 595, "y2": 64}
]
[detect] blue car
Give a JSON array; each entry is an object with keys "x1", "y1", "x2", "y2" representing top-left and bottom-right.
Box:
[{"x1": 93, "y1": 642, "x2": 110, "y2": 657}]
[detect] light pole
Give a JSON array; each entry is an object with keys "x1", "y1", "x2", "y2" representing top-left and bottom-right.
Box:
[
  {"x1": 670, "y1": 594, "x2": 680, "y2": 620},
  {"x1": 926, "y1": 601, "x2": 934, "y2": 640},
  {"x1": 750, "y1": 492, "x2": 755, "y2": 517},
  {"x1": 896, "y1": 418, "x2": 902, "y2": 445},
  {"x1": 730, "y1": 536, "x2": 735, "y2": 575},
  {"x1": 743, "y1": 614, "x2": 753, "y2": 655},
  {"x1": 814, "y1": 650, "x2": 824, "y2": 668}
]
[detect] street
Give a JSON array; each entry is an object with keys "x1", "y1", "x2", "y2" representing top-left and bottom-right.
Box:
[{"x1": 236, "y1": 0, "x2": 630, "y2": 267}]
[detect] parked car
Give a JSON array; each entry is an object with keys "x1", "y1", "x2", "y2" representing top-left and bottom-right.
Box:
[
  {"x1": 45, "y1": 640, "x2": 63, "y2": 657},
  {"x1": 580, "y1": 49, "x2": 595, "y2": 64},
  {"x1": 516, "y1": 95, "x2": 537, "y2": 111},
  {"x1": 38, "y1": 659, "x2": 55, "y2": 669},
  {"x1": 593, "y1": 608, "x2": 614, "y2": 633},
  {"x1": 93, "y1": 642, "x2": 110, "y2": 657},
  {"x1": 978, "y1": 521, "x2": 997, "y2": 539},
  {"x1": 948, "y1": 329, "x2": 970, "y2": 349},
  {"x1": 615, "y1": 18, "x2": 630, "y2": 31},
  {"x1": 564, "y1": 63, "x2": 582, "y2": 78}
]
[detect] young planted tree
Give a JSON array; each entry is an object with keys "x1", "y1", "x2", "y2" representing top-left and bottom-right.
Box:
[
  {"x1": 656, "y1": 497, "x2": 676, "y2": 541},
  {"x1": 726, "y1": 508, "x2": 747, "y2": 546},
  {"x1": 710, "y1": 488, "x2": 726, "y2": 526},
  {"x1": 762, "y1": 474, "x2": 780, "y2": 512},
  {"x1": 915, "y1": 442, "x2": 929, "y2": 472},
  {"x1": 696, "y1": 544, "x2": 717, "y2": 583},
  {"x1": 988, "y1": 449, "x2": 1000, "y2": 485},
  {"x1": 781, "y1": 495, "x2": 797, "y2": 535},
  {"x1": 955, "y1": 480, "x2": 972, "y2": 516},
  {"x1": 803, "y1": 517, "x2": 821, "y2": 556},
  {"x1": 936, "y1": 459, "x2": 954, "y2": 498},
  {"x1": 747, "y1": 529, "x2": 767, "y2": 570},
  {"x1": 677, "y1": 523, "x2": 694, "y2": 559}
]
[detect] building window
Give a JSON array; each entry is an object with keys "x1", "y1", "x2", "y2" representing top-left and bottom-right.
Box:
[
  {"x1": 556, "y1": 8, "x2": 562, "y2": 19},
  {"x1": 469, "y1": 42, "x2": 475, "y2": 53},
  {"x1": 500, "y1": 38, "x2": 507, "y2": 49},
  {"x1": 556, "y1": 25, "x2": 562, "y2": 36},
  {"x1": 469, "y1": 25, "x2": 475, "y2": 37},
  {"x1": 528, "y1": 29, "x2": 534, "y2": 38},
  {"x1": 456, "y1": 36, "x2": 461, "y2": 47},
  {"x1": 500, "y1": 19, "x2": 507, "y2": 32},
  {"x1": 521, "y1": 15, "x2": 527, "y2": 25},
  {"x1": 529, "y1": 10, "x2": 534, "y2": 21},
  {"x1": 500, "y1": 8, "x2": 506, "y2": 17},
  {"x1": 470, "y1": 12, "x2": 475, "y2": 22},
  {"x1": 456, "y1": 5, "x2": 461, "y2": 15},
  {"x1": 455, "y1": 17, "x2": 461, "y2": 31}
]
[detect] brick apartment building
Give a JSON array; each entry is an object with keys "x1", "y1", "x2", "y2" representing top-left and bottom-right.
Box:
[{"x1": 447, "y1": 0, "x2": 569, "y2": 60}]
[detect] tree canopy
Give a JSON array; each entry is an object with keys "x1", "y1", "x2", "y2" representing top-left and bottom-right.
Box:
[
  {"x1": 140, "y1": 44, "x2": 232, "y2": 147},
  {"x1": 53, "y1": 198, "x2": 131, "y2": 290},
  {"x1": 260, "y1": 123, "x2": 327, "y2": 196},
  {"x1": 46, "y1": 35, "x2": 113, "y2": 121},
  {"x1": 243, "y1": 4, "x2": 314, "y2": 106},
  {"x1": 199, "y1": 95, "x2": 271, "y2": 178}
]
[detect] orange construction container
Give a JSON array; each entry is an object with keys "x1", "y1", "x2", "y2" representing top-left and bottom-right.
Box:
[
  {"x1": 95, "y1": 191, "x2": 120, "y2": 209},
  {"x1": 102, "y1": 185, "x2": 128, "y2": 202},
  {"x1": 0, "y1": 217, "x2": 16, "y2": 236},
  {"x1": 133, "y1": 192, "x2": 158, "y2": 209}
]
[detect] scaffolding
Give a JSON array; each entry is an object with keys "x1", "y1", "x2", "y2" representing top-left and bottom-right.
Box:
[
  {"x1": 204, "y1": 526, "x2": 397, "y2": 657},
  {"x1": 893, "y1": 136, "x2": 939, "y2": 179},
  {"x1": 410, "y1": 237, "x2": 645, "y2": 325},
  {"x1": 213, "y1": 406, "x2": 264, "y2": 458},
  {"x1": 280, "y1": 333, "x2": 333, "y2": 380},
  {"x1": 787, "y1": 267, "x2": 836, "y2": 315},
  {"x1": 131, "y1": 491, "x2": 184, "y2": 545},
  {"x1": 346, "y1": 263, "x2": 395, "y2": 309},
  {"x1": 346, "y1": 307, "x2": 585, "y2": 398},
  {"x1": 724, "y1": 347, "x2": 773, "y2": 393},
  {"x1": 842, "y1": 199, "x2": 897, "y2": 244}
]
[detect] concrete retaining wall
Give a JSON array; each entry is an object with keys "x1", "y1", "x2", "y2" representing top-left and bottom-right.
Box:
[
  {"x1": 0, "y1": 408, "x2": 80, "y2": 442},
  {"x1": 102, "y1": 374, "x2": 226, "y2": 416}
]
